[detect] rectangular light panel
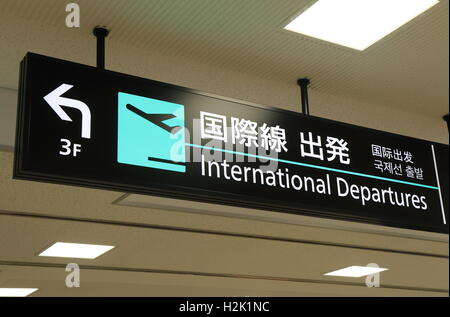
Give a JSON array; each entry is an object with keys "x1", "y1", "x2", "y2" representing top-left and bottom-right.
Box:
[
  {"x1": 324, "y1": 265, "x2": 388, "y2": 277},
  {"x1": 39, "y1": 242, "x2": 114, "y2": 259},
  {"x1": 0, "y1": 288, "x2": 38, "y2": 297},
  {"x1": 284, "y1": 0, "x2": 439, "y2": 50}
]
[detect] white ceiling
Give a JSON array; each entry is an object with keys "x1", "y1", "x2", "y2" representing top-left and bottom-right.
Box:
[{"x1": 0, "y1": 0, "x2": 448, "y2": 117}]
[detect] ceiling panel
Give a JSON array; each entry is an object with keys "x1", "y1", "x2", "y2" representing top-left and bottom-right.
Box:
[
  {"x1": 0, "y1": 214, "x2": 448, "y2": 294},
  {"x1": 1, "y1": 265, "x2": 444, "y2": 297},
  {"x1": 0, "y1": 149, "x2": 448, "y2": 295},
  {"x1": 0, "y1": 0, "x2": 448, "y2": 116}
]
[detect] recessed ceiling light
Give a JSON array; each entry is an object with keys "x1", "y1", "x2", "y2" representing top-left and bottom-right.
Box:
[
  {"x1": 39, "y1": 242, "x2": 115, "y2": 259},
  {"x1": 0, "y1": 288, "x2": 39, "y2": 297},
  {"x1": 284, "y1": 0, "x2": 439, "y2": 50},
  {"x1": 324, "y1": 265, "x2": 388, "y2": 277}
]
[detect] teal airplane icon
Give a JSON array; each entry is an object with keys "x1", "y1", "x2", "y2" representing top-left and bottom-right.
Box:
[
  {"x1": 125, "y1": 103, "x2": 182, "y2": 134},
  {"x1": 117, "y1": 92, "x2": 185, "y2": 173}
]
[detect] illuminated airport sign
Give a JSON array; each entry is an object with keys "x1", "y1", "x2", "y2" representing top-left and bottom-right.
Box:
[{"x1": 15, "y1": 53, "x2": 449, "y2": 233}]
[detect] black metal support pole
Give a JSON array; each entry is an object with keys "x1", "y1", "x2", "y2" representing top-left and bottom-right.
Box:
[
  {"x1": 297, "y1": 78, "x2": 310, "y2": 115},
  {"x1": 93, "y1": 26, "x2": 109, "y2": 70},
  {"x1": 444, "y1": 114, "x2": 449, "y2": 133}
]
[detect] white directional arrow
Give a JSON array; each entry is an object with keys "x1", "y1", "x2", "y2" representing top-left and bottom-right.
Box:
[{"x1": 43, "y1": 84, "x2": 92, "y2": 139}]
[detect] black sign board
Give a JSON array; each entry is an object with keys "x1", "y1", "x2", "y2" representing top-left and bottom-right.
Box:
[{"x1": 14, "y1": 53, "x2": 449, "y2": 233}]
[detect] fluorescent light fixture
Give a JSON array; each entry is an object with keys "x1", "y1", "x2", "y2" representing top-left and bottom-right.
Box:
[
  {"x1": 284, "y1": 0, "x2": 439, "y2": 50},
  {"x1": 39, "y1": 242, "x2": 114, "y2": 259},
  {"x1": 324, "y1": 265, "x2": 388, "y2": 277},
  {"x1": 0, "y1": 288, "x2": 38, "y2": 297}
]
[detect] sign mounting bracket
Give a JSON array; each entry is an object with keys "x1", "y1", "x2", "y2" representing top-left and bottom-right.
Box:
[
  {"x1": 443, "y1": 114, "x2": 449, "y2": 134},
  {"x1": 297, "y1": 78, "x2": 311, "y2": 115},
  {"x1": 93, "y1": 26, "x2": 110, "y2": 70}
]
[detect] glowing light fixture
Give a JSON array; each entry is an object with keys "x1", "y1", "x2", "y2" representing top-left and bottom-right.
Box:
[
  {"x1": 284, "y1": 0, "x2": 439, "y2": 50},
  {"x1": 0, "y1": 288, "x2": 38, "y2": 297},
  {"x1": 324, "y1": 265, "x2": 388, "y2": 277},
  {"x1": 39, "y1": 242, "x2": 114, "y2": 259}
]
